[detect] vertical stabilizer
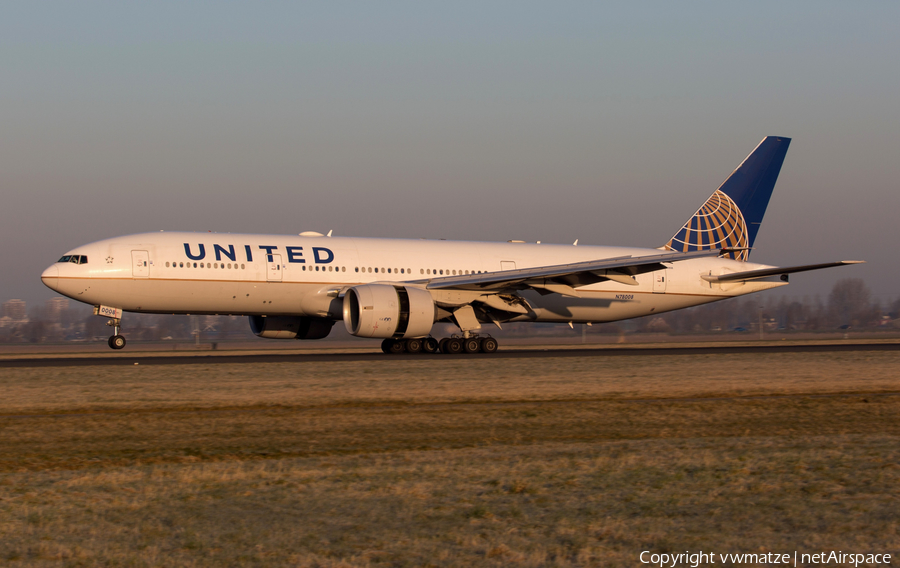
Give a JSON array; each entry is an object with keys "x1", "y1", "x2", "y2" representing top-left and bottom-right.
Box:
[{"x1": 664, "y1": 136, "x2": 791, "y2": 260}]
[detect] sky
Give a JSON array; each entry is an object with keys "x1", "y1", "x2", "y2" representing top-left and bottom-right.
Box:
[{"x1": 2, "y1": 1, "x2": 898, "y2": 307}]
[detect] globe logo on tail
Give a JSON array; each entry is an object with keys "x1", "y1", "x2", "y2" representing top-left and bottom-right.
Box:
[{"x1": 665, "y1": 190, "x2": 749, "y2": 261}]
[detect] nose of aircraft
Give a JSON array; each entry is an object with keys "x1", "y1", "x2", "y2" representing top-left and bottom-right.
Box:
[{"x1": 41, "y1": 265, "x2": 59, "y2": 291}]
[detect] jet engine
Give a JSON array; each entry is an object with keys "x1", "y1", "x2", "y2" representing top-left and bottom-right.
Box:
[
  {"x1": 343, "y1": 284, "x2": 435, "y2": 339},
  {"x1": 249, "y1": 315, "x2": 334, "y2": 340}
]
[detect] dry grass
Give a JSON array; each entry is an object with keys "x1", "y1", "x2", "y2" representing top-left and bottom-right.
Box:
[
  {"x1": 1, "y1": 351, "x2": 899, "y2": 566},
  {"x1": 1, "y1": 351, "x2": 898, "y2": 413}
]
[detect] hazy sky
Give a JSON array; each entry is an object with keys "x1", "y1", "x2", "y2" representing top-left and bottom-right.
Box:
[{"x1": 3, "y1": 2, "x2": 898, "y2": 306}]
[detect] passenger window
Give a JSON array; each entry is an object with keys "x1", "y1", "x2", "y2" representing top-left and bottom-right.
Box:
[
  {"x1": 193, "y1": 263, "x2": 197, "y2": 268},
  {"x1": 166, "y1": 262, "x2": 170, "y2": 267},
  {"x1": 342, "y1": 266, "x2": 346, "y2": 272},
  {"x1": 241, "y1": 264, "x2": 245, "y2": 269},
  {"x1": 387, "y1": 268, "x2": 391, "y2": 273},
  {"x1": 368, "y1": 267, "x2": 372, "y2": 273},
  {"x1": 421, "y1": 269, "x2": 424, "y2": 274},
  {"x1": 374, "y1": 267, "x2": 378, "y2": 273}
]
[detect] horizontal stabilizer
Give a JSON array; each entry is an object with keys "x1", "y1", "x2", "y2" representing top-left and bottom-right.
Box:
[{"x1": 701, "y1": 260, "x2": 864, "y2": 283}]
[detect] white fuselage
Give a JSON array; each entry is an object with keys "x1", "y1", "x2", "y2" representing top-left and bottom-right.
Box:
[{"x1": 41, "y1": 232, "x2": 786, "y2": 325}]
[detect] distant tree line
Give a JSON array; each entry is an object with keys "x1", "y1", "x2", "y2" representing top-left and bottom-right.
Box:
[{"x1": 1, "y1": 278, "x2": 897, "y2": 345}]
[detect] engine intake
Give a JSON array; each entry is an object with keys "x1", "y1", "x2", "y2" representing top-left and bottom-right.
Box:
[
  {"x1": 249, "y1": 315, "x2": 334, "y2": 340},
  {"x1": 343, "y1": 284, "x2": 435, "y2": 339}
]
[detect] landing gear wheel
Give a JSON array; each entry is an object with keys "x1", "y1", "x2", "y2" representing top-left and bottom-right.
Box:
[
  {"x1": 389, "y1": 339, "x2": 406, "y2": 354},
  {"x1": 463, "y1": 337, "x2": 481, "y2": 353},
  {"x1": 480, "y1": 337, "x2": 498, "y2": 353},
  {"x1": 422, "y1": 337, "x2": 440, "y2": 354},
  {"x1": 381, "y1": 339, "x2": 395, "y2": 354},
  {"x1": 108, "y1": 335, "x2": 126, "y2": 350},
  {"x1": 405, "y1": 338, "x2": 423, "y2": 354},
  {"x1": 439, "y1": 338, "x2": 451, "y2": 354},
  {"x1": 445, "y1": 338, "x2": 464, "y2": 355}
]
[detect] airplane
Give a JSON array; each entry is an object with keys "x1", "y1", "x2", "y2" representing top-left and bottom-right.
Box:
[{"x1": 41, "y1": 136, "x2": 862, "y2": 354}]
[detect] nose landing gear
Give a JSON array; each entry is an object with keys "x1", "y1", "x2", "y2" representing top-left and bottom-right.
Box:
[{"x1": 106, "y1": 318, "x2": 126, "y2": 350}]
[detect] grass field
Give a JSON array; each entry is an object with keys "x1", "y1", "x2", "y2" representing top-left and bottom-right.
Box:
[{"x1": 1, "y1": 351, "x2": 899, "y2": 566}]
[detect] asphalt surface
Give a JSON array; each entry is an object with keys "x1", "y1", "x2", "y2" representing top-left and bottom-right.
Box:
[{"x1": 1, "y1": 342, "x2": 898, "y2": 368}]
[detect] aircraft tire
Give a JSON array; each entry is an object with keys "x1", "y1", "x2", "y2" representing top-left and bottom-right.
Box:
[
  {"x1": 439, "y1": 338, "x2": 451, "y2": 353},
  {"x1": 480, "y1": 337, "x2": 498, "y2": 353},
  {"x1": 388, "y1": 339, "x2": 406, "y2": 354},
  {"x1": 405, "y1": 338, "x2": 423, "y2": 354},
  {"x1": 109, "y1": 335, "x2": 126, "y2": 350},
  {"x1": 463, "y1": 337, "x2": 481, "y2": 353},
  {"x1": 445, "y1": 338, "x2": 464, "y2": 355},
  {"x1": 381, "y1": 339, "x2": 395, "y2": 354},
  {"x1": 422, "y1": 337, "x2": 440, "y2": 354}
]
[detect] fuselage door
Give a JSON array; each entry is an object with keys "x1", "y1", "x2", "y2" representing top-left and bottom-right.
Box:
[
  {"x1": 653, "y1": 270, "x2": 667, "y2": 293},
  {"x1": 500, "y1": 261, "x2": 517, "y2": 271},
  {"x1": 267, "y1": 254, "x2": 283, "y2": 282},
  {"x1": 132, "y1": 250, "x2": 150, "y2": 278}
]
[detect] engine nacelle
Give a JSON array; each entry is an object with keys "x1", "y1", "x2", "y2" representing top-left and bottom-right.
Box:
[
  {"x1": 249, "y1": 315, "x2": 334, "y2": 340},
  {"x1": 343, "y1": 284, "x2": 435, "y2": 339}
]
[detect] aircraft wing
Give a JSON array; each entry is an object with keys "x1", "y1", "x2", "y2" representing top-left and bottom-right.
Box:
[
  {"x1": 701, "y1": 260, "x2": 865, "y2": 283},
  {"x1": 425, "y1": 249, "x2": 724, "y2": 295}
]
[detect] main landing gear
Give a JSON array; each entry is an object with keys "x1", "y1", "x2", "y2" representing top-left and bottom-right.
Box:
[
  {"x1": 106, "y1": 318, "x2": 126, "y2": 350},
  {"x1": 381, "y1": 335, "x2": 498, "y2": 355}
]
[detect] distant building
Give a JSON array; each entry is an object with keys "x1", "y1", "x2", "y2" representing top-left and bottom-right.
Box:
[
  {"x1": 1, "y1": 299, "x2": 27, "y2": 321},
  {"x1": 45, "y1": 297, "x2": 70, "y2": 321}
]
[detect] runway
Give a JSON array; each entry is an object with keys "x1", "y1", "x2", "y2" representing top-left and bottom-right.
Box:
[{"x1": 2, "y1": 341, "x2": 898, "y2": 368}]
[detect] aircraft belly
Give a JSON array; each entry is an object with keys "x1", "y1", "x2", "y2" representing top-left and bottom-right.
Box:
[
  {"x1": 518, "y1": 289, "x2": 722, "y2": 323},
  {"x1": 61, "y1": 278, "x2": 327, "y2": 316}
]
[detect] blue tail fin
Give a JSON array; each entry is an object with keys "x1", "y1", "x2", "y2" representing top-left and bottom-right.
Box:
[{"x1": 664, "y1": 136, "x2": 791, "y2": 261}]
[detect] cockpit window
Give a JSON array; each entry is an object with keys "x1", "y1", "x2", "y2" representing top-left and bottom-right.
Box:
[{"x1": 58, "y1": 255, "x2": 88, "y2": 264}]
